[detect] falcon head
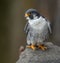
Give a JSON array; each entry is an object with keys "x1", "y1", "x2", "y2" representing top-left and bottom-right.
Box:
[{"x1": 25, "y1": 8, "x2": 40, "y2": 20}]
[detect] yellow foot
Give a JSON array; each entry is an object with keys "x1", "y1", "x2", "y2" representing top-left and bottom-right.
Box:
[
  {"x1": 38, "y1": 44, "x2": 47, "y2": 51},
  {"x1": 26, "y1": 45, "x2": 36, "y2": 50}
]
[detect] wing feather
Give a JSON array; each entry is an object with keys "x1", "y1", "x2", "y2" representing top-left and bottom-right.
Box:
[
  {"x1": 24, "y1": 22, "x2": 30, "y2": 35},
  {"x1": 47, "y1": 20, "x2": 52, "y2": 34}
]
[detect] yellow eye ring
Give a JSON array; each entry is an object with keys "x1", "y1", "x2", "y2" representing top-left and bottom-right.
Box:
[{"x1": 25, "y1": 13, "x2": 30, "y2": 17}]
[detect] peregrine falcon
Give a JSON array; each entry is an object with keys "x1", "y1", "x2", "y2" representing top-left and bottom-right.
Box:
[{"x1": 24, "y1": 9, "x2": 52, "y2": 50}]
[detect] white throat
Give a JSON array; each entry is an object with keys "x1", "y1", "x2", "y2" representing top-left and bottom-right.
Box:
[
  {"x1": 28, "y1": 16, "x2": 43, "y2": 25},
  {"x1": 28, "y1": 16, "x2": 46, "y2": 29}
]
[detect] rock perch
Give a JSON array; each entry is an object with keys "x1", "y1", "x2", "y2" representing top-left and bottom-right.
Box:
[{"x1": 16, "y1": 42, "x2": 60, "y2": 63}]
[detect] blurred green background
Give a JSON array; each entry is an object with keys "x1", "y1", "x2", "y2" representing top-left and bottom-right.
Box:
[{"x1": 0, "y1": 0, "x2": 60, "y2": 63}]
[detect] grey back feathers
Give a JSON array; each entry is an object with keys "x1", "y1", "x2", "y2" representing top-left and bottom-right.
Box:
[{"x1": 25, "y1": 8, "x2": 37, "y2": 14}]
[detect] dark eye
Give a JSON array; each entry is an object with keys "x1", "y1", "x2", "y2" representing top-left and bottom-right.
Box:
[{"x1": 29, "y1": 15, "x2": 33, "y2": 19}]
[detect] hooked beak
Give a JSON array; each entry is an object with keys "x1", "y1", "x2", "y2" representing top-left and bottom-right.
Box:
[{"x1": 25, "y1": 13, "x2": 30, "y2": 17}]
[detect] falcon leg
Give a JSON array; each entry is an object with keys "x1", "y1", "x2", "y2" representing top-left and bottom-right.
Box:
[
  {"x1": 26, "y1": 44, "x2": 36, "y2": 50},
  {"x1": 38, "y1": 44, "x2": 47, "y2": 51}
]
